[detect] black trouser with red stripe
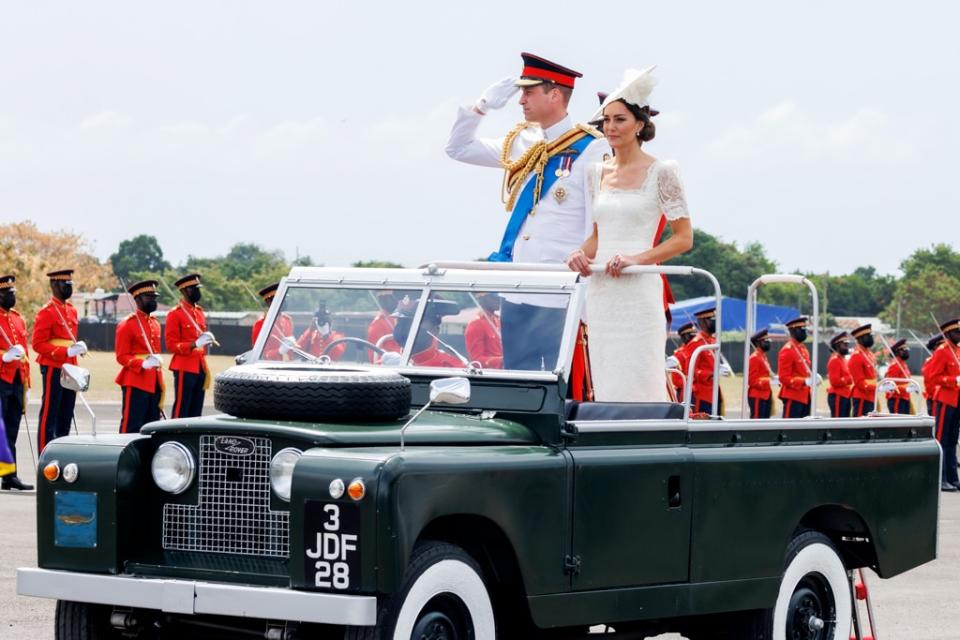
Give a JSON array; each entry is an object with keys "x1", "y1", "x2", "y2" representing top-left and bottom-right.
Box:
[
  {"x1": 887, "y1": 397, "x2": 911, "y2": 415},
  {"x1": 120, "y1": 384, "x2": 162, "y2": 434},
  {"x1": 694, "y1": 394, "x2": 724, "y2": 416},
  {"x1": 172, "y1": 370, "x2": 205, "y2": 418},
  {"x1": 0, "y1": 370, "x2": 24, "y2": 475},
  {"x1": 38, "y1": 365, "x2": 76, "y2": 452},
  {"x1": 782, "y1": 398, "x2": 810, "y2": 418},
  {"x1": 934, "y1": 401, "x2": 959, "y2": 485},
  {"x1": 851, "y1": 398, "x2": 875, "y2": 417},
  {"x1": 827, "y1": 393, "x2": 851, "y2": 418},
  {"x1": 749, "y1": 396, "x2": 771, "y2": 419}
]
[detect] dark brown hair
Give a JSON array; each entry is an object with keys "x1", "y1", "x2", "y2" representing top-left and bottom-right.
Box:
[{"x1": 618, "y1": 99, "x2": 656, "y2": 145}]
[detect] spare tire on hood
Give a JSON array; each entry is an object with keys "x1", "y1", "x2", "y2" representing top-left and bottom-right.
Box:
[{"x1": 214, "y1": 364, "x2": 411, "y2": 422}]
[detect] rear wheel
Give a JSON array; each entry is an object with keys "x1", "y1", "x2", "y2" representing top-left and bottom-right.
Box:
[
  {"x1": 345, "y1": 541, "x2": 495, "y2": 640},
  {"x1": 55, "y1": 601, "x2": 116, "y2": 640}
]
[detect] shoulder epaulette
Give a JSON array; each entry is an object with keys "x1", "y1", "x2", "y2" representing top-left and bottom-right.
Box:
[{"x1": 576, "y1": 122, "x2": 603, "y2": 139}]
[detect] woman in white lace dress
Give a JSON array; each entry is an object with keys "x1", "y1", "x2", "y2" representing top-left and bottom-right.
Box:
[{"x1": 567, "y1": 67, "x2": 693, "y2": 402}]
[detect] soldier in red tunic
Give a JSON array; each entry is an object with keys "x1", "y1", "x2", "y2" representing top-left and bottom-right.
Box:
[
  {"x1": 165, "y1": 274, "x2": 215, "y2": 419},
  {"x1": 32, "y1": 269, "x2": 86, "y2": 452},
  {"x1": 0, "y1": 275, "x2": 33, "y2": 490},
  {"x1": 464, "y1": 293, "x2": 503, "y2": 369},
  {"x1": 669, "y1": 322, "x2": 697, "y2": 403},
  {"x1": 689, "y1": 308, "x2": 723, "y2": 415},
  {"x1": 747, "y1": 329, "x2": 774, "y2": 419},
  {"x1": 826, "y1": 332, "x2": 853, "y2": 418},
  {"x1": 367, "y1": 291, "x2": 400, "y2": 352},
  {"x1": 115, "y1": 280, "x2": 164, "y2": 433},
  {"x1": 393, "y1": 298, "x2": 464, "y2": 368},
  {"x1": 925, "y1": 318, "x2": 960, "y2": 491},
  {"x1": 777, "y1": 316, "x2": 814, "y2": 418},
  {"x1": 922, "y1": 334, "x2": 945, "y2": 416},
  {"x1": 848, "y1": 324, "x2": 878, "y2": 417},
  {"x1": 251, "y1": 283, "x2": 295, "y2": 360},
  {"x1": 884, "y1": 339, "x2": 913, "y2": 415},
  {"x1": 296, "y1": 303, "x2": 347, "y2": 361}
]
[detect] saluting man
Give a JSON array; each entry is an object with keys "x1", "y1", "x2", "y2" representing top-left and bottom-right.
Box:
[
  {"x1": 922, "y1": 334, "x2": 945, "y2": 416},
  {"x1": 688, "y1": 308, "x2": 723, "y2": 415},
  {"x1": 848, "y1": 324, "x2": 878, "y2": 417},
  {"x1": 251, "y1": 283, "x2": 294, "y2": 360},
  {"x1": 925, "y1": 318, "x2": 960, "y2": 492},
  {"x1": 115, "y1": 280, "x2": 164, "y2": 433},
  {"x1": 446, "y1": 52, "x2": 609, "y2": 370},
  {"x1": 0, "y1": 275, "x2": 33, "y2": 490},
  {"x1": 32, "y1": 269, "x2": 86, "y2": 451},
  {"x1": 165, "y1": 274, "x2": 215, "y2": 418},
  {"x1": 884, "y1": 339, "x2": 913, "y2": 415},
  {"x1": 826, "y1": 332, "x2": 854, "y2": 418},
  {"x1": 777, "y1": 317, "x2": 815, "y2": 418},
  {"x1": 746, "y1": 329, "x2": 775, "y2": 419},
  {"x1": 464, "y1": 293, "x2": 503, "y2": 369}
]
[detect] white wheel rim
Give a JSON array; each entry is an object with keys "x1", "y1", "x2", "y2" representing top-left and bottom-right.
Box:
[
  {"x1": 393, "y1": 558, "x2": 496, "y2": 640},
  {"x1": 773, "y1": 542, "x2": 851, "y2": 640}
]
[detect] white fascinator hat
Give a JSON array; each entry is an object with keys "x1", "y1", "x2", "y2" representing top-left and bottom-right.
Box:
[{"x1": 592, "y1": 65, "x2": 658, "y2": 122}]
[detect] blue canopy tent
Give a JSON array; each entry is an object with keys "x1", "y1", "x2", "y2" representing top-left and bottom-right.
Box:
[{"x1": 668, "y1": 296, "x2": 801, "y2": 334}]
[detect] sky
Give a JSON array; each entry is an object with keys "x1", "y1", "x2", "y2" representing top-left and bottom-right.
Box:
[{"x1": 1, "y1": 1, "x2": 957, "y2": 278}]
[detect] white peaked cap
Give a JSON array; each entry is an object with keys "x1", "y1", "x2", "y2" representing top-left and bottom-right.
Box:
[{"x1": 592, "y1": 65, "x2": 658, "y2": 121}]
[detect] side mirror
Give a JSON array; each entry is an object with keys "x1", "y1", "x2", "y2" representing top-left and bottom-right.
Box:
[
  {"x1": 61, "y1": 364, "x2": 91, "y2": 393},
  {"x1": 429, "y1": 377, "x2": 471, "y2": 405}
]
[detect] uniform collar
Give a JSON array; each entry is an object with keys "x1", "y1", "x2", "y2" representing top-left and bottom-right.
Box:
[
  {"x1": 50, "y1": 297, "x2": 72, "y2": 308},
  {"x1": 543, "y1": 115, "x2": 573, "y2": 141}
]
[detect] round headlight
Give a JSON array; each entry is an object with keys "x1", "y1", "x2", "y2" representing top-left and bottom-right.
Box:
[
  {"x1": 62, "y1": 463, "x2": 79, "y2": 483},
  {"x1": 270, "y1": 448, "x2": 303, "y2": 501},
  {"x1": 152, "y1": 442, "x2": 195, "y2": 495}
]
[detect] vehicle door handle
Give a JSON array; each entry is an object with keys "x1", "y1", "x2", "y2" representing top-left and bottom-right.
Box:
[{"x1": 667, "y1": 475, "x2": 682, "y2": 508}]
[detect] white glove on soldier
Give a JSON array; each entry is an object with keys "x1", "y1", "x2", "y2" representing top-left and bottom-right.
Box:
[
  {"x1": 475, "y1": 77, "x2": 519, "y2": 114},
  {"x1": 67, "y1": 341, "x2": 88, "y2": 357},
  {"x1": 277, "y1": 336, "x2": 298, "y2": 356},
  {"x1": 194, "y1": 332, "x2": 215, "y2": 348},
  {"x1": 665, "y1": 356, "x2": 680, "y2": 371},
  {"x1": 955, "y1": 375, "x2": 960, "y2": 386},
  {"x1": 877, "y1": 380, "x2": 897, "y2": 394},
  {"x1": 719, "y1": 363, "x2": 733, "y2": 377},
  {"x1": 2, "y1": 344, "x2": 25, "y2": 362},
  {"x1": 380, "y1": 351, "x2": 403, "y2": 367},
  {"x1": 142, "y1": 355, "x2": 162, "y2": 369},
  {"x1": 770, "y1": 376, "x2": 780, "y2": 387}
]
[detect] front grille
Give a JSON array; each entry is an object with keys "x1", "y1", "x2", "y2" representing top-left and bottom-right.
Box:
[{"x1": 162, "y1": 435, "x2": 290, "y2": 558}]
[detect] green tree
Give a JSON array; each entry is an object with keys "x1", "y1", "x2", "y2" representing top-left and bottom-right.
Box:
[
  {"x1": 110, "y1": 235, "x2": 171, "y2": 281},
  {"x1": 664, "y1": 229, "x2": 777, "y2": 300},
  {"x1": 881, "y1": 268, "x2": 960, "y2": 332},
  {"x1": 899, "y1": 243, "x2": 960, "y2": 280},
  {"x1": 352, "y1": 260, "x2": 404, "y2": 268}
]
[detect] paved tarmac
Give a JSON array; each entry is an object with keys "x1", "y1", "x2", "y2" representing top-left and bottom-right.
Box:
[{"x1": 2, "y1": 406, "x2": 959, "y2": 638}]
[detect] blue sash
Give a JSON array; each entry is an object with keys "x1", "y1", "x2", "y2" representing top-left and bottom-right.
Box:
[{"x1": 488, "y1": 134, "x2": 596, "y2": 263}]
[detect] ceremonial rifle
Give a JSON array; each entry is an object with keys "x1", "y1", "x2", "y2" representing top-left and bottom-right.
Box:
[
  {"x1": 905, "y1": 328, "x2": 933, "y2": 356},
  {"x1": 117, "y1": 275, "x2": 167, "y2": 420}
]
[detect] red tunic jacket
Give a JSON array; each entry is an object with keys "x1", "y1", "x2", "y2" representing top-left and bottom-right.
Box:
[
  {"x1": 922, "y1": 354, "x2": 940, "y2": 402},
  {"x1": 411, "y1": 341, "x2": 462, "y2": 368},
  {"x1": 464, "y1": 312, "x2": 503, "y2": 369},
  {"x1": 0, "y1": 308, "x2": 30, "y2": 386},
  {"x1": 253, "y1": 313, "x2": 295, "y2": 360},
  {"x1": 884, "y1": 358, "x2": 912, "y2": 401},
  {"x1": 165, "y1": 302, "x2": 209, "y2": 374},
  {"x1": 32, "y1": 298, "x2": 79, "y2": 368},
  {"x1": 670, "y1": 342, "x2": 693, "y2": 400},
  {"x1": 297, "y1": 328, "x2": 347, "y2": 361},
  {"x1": 747, "y1": 349, "x2": 773, "y2": 400},
  {"x1": 114, "y1": 310, "x2": 164, "y2": 393},
  {"x1": 777, "y1": 340, "x2": 812, "y2": 404},
  {"x1": 689, "y1": 332, "x2": 721, "y2": 406},
  {"x1": 827, "y1": 353, "x2": 853, "y2": 398},
  {"x1": 848, "y1": 346, "x2": 878, "y2": 402},
  {"x1": 927, "y1": 342, "x2": 960, "y2": 408}
]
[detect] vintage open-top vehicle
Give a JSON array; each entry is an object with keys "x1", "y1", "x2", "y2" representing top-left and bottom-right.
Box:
[{"x1": 18, "y1": 263, "x2": 940, "y2": 639}]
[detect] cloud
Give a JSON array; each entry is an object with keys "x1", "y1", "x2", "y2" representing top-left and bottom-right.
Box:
[
  {"x1": 258, "y1": 116, "x2": 328, "y2": 151},
  {"x1": 705, "y1": 101, "x2": 912, "y2": 164},
  {"x1": 79, "y1": 110, "x2": 133, "y2": 130}
]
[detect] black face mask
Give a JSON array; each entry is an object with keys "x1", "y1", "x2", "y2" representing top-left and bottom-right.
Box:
[
  {"x1": 897, "y1": 349, "x2": 910, "y2": 361},
  {"x1": 186, "y1": 287, "x2": 202, "y2": 304},
  {"x1": 703, "y1": 319, "x2": 716, "y2": 334},
  {"x1": 791, "y1": 328, "x2": 808, "y2": 343},
  {"x1": 58, "y1": 282, "x2": 73, "y2": 300},
  {"x1": 836, "y1": 344, "x2": 850, "y2": 356},
  {"x1": 0, "y1": 292, "x2": 15, "y2": 310},
  {"x1": 949, "y1": 330, "x2": 960, "y2": 346},
  {"x1": 758, "y1": 339, "x2": 771, "y2": 352},
  {"x1": 141, "y1": 298, "x2": 158, "y2": 315},
  {"x1": 860, "y1": 335, "x2": 875, "y2": 348}
]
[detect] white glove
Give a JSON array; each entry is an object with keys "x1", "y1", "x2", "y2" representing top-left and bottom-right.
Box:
[
  {"x1": 380, "y1": 351, "x2": 403, "y2": 367},
  {"x1": 277, "y1": 336, "x2": 298, "y2": 356},
  {"x1": 770, "y1": 376, "x2": 780, "y2": 387},
  {"x1": 142, "y1": 355, "x2": 162, "y2": 370},
  {"x1": 194, "y1": 331, "x2": 215, "y2": 348},
  {"x1": 955, "y1": 375, "x2": 960, "y2": 386},
  {"x1": 475, "y1": 77, "x2": 519, "y2": 114},
  {"x1": 719, "y1": 363, "x2": 733, "y2": 377},
  {"x1": 67, "y1": 341, "x2": 88, "y2": 357},
  {"x1": 665, "y1": 356, "x2": 680, "y2": 371},
  {"x1": 804, "y1": 374, "x2": 822, "y2": 387},
  {"x1": 2, "y1": 344, "x2": 25, "y2": 362},
  {"x1": 877, "y1": 380, "x2": 897, "y2": 394}
]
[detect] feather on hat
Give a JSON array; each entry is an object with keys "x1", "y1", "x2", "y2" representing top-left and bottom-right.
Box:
[{"x1": 592, "y1": 65, "x2": 658, "y2": 122}]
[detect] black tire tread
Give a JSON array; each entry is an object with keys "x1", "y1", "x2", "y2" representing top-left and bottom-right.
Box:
[{"x1": 55, "y1": 600, "x2": 112, "y2": 640}]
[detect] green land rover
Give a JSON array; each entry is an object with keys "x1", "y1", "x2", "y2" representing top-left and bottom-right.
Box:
[{"x1": 17, "y1": 263, "x2": 940, "y2": 640}]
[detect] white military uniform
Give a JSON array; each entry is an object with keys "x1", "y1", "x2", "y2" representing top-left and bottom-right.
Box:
[{"x1": 446, "y1": 106, "x2": 611, "y2": 267}]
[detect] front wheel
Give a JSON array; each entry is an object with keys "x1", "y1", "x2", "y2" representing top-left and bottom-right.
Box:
[
  {"x1": 55, "y1": 601, "x2": 116, "y2": 640},
  {"x1": 345, "y1": 541, "x2": 496, "y2": 640}
]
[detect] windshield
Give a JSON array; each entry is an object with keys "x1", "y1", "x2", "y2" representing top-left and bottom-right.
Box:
[{"x1": 255, "y1": 285, "x2": 571, "y2": 373}]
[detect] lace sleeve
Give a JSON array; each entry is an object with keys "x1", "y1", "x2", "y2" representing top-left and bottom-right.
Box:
[{"x1": 657, "y1": 160, "x2": 690, "y2": 221}]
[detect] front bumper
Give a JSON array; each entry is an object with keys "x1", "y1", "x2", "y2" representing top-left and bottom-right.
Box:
[{"x1": 17, "y1": 568, "x2": 377, "y2": 626}]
